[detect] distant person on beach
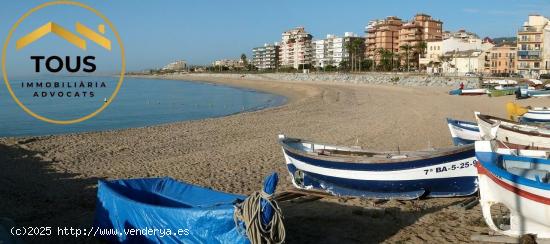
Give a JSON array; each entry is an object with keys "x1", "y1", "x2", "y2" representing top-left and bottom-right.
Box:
[{"x1": 459, "y1": 82, "x2": 464, "y2": 90}]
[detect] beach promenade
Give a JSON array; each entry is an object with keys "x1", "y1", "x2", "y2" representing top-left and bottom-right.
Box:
[{"x1": 0, "y1": 74, "x2": 548, "y2": 243}]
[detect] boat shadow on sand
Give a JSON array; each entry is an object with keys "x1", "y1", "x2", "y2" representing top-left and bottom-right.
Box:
[
  {"x1": 282, "y1": 198, "x2": 468, "y2": 243},
  {"x1": 0, "y1": 141, "x2": 101, "y2": 243}
]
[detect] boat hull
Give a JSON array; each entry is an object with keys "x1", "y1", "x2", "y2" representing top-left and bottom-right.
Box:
[
  {"x1": 475, "y1": 141, "x2": 550, "y2": 238},
  {"x1": 446, "y1": 118, "x2": 480, "y2": 146},
  {"x1": 476, "y1": 114, "x2": 550, "y2": 149},
  {"x1": 521, "y1": 111, "x2": 550, "y2": 123},
  {"x1": 461, "y1": 89, "x2": 488, "y2": 96},
  {"x1": 93, "y1": 178, "x2": 249, "y2": 243},
  {"x1": 281, "y1": 146, "x2": 478, "y2": 200}
]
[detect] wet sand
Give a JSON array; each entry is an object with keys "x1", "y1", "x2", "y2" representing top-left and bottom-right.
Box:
[{"x1": 1, "y1": 74, "x2": 548, "y2": 243}]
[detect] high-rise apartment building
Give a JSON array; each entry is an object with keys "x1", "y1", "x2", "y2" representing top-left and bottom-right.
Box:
[
  {"x1": 314, "y1": 32, "x2": 365, "y2": 68},
  {"x1": 252, "y1": 43, "x2": 280, "y2": 70},
  {"x1": 280, "y1": 27, "x2": 313, "y2": 69},
  {"x1": 517, "y1": 14, "x2": 550, "y2": 78},
  {"x1": 365, "y1": 16, "x2": 402, "y2": 61},
  {"x1": 365, "y1": 13, "x2": 442, "y2": 67}
]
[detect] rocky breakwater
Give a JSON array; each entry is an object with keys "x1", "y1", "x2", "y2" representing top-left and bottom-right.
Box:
[{"x1": 170, "y1": 73, "x2": 482, "y2": 88}]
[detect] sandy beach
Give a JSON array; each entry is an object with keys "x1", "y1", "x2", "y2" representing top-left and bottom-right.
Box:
[{"x1": 1, "y1": 74, "x2": 548, "y2": 243}]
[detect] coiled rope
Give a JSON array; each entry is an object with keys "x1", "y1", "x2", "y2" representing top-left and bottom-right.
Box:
[{"x1": 234, "y1": 190, "x2": 285, "y2": 244}]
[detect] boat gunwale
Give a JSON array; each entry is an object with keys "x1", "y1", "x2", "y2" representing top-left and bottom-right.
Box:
[
  {"x1": 477, "y1": 113, "x2": 550, "y2": 138},
  {"x1": 278, "y1": 136, "x2": 474, "y2": 164}
]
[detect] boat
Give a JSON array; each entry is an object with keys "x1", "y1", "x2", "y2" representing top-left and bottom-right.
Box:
[
  {"x1": 93, "y1": 173, "x2": 284, "y2": 243},
  {"x1": 278, "y1": 134, "x2": 478, "y2": 200},
  {"x1": 488, "y1": 88, "x2": 516, "y2": 97},
  {"x1": 475, "y1": 141, "x2": 550, "y2": 238},
  {"x1": 520, "y1": 86, "x2": 550, "y2": 97},
  {"x1": 446, "y1": 118, "x2": 480, "y2": 146},
  {"x1": 522, "y1": 109, "x2": 550, "y2": 123},
  {"x1": 506, "y1": 102, "x2": 550, "y2": 122},
  {"x1": 448, "y1": 88, "x2": 488, "y2": 96},
  {"x1": 475, "y1": 113, "x2": 550, "y2": 149},
  {"x1": 485, "y1": 80, "x2": 518, "y2": 97},
  {"x1": 461, "y1": 88, "x2": 489, "y2": 96}
]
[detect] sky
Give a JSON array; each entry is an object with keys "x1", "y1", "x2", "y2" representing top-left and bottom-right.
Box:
[{"x1": 0, "y1": 0, "x2": 549, "y2": 73}]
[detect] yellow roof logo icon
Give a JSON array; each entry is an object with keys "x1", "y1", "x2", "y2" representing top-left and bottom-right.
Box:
[{"x1": 16, "y1": 22, "x2": 111, "y2": 51}]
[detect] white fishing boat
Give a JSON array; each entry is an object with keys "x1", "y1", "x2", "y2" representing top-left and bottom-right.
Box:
[
  {"x1": 475, "y1": 112, "x2": 550, "y2": 149},
  {"x1": 475, "y1": 141, "x2": 550, "y2": 238},
  {"x1": 278, "y1": 134, "x2": 478, "y2": 200},
  {"x1": 446, "y1": 118, "x2": 480, "y2": 146}
]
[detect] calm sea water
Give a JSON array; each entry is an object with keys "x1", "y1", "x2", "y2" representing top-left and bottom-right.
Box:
[{"x1": 0, "y1": 77, "x2": 286, "y2": 137}]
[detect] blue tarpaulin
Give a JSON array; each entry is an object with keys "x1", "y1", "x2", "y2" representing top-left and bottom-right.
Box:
[
  {"x1": 94, "y1": 177, "x2": 246, "y2": 243},
  {"x1": 94, "y1": 174, "x2": 278, "y2": 243}
]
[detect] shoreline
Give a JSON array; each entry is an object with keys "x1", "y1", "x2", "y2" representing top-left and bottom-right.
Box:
[
  {"x1": 0, "y1": 76, "x2": 290, "y2": 139},
  {"x1": 1, "y1": 74, "x2": 549, "y2": 243}
]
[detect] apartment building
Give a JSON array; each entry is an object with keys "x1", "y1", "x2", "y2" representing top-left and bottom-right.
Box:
[
  {"x1": 399, "y1": 14, "x2": 442, "y2": 47},
  {"x1": 517, "y1": 14, "x2": 550, "y2": 78},
  {"x1": 484, "y1": 42, "x2": 517, "y2": 75},
  {"x1": 443, "y1": 29, "x2": 479, "y2": 40},
  {"x1": 212, "y1": 59, "x2": 245, "y2": 69},
  {"x1": 162, "y1": 60, "x2": 187, "y2": 71},
  {"x1": 365, "y1": 14, "x2": 442, "y2": 67},
  {"x1": 365, "y1": 16, "x2": 403, "y2": 61},
  {"x1": 314, "y1": 32, "x2": 365, "y2": 68},
  {"x1": 280, "y1": 27, "x2": 313, "y2": 69},
  {"x1": 252, "y1": 43, "x2": 280, "y2": 70}
]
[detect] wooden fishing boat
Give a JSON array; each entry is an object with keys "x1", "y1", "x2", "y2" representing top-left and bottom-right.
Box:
[
  {"x1": 446, "y1": 118, "x2": 480, "y2": 146},
  {"x1": 278, "y1": 135, "x2": 478, "y2": 200},
  {"x1": 506, "y1": 102, "x2": 550, "y2": 122},
  {"x1": 449, "y1": 88, "x2": 489, "y2": 96},
  {"x1": 462, "y1": 88, "x2": 489, "y2": 95},
  {"x1": 520, "y1": 87, "x2": 550, "y2": 97},
  {"x1": 475, "y1": 113, "x2": 550, "y2": 149},
  {"x1": 475, "y1": 141, "x2": 550, "y2": 238}
]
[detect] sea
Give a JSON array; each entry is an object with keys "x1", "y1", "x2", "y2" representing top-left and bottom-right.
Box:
[{"x1": 0, "y1": 76, "x2": 286, "y2": 137}]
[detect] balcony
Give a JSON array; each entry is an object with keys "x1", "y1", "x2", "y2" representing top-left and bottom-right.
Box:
[
  {"x1": 518, "y1": 26, "x2": 541, "y2": 33},
  {"x1": 518, "y1": 50, "x2": 541, "y2": 55}
]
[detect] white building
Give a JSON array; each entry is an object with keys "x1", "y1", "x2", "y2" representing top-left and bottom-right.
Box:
[
  {"x1": 441, "y1": 49, "x2": 487, "y2": 75},
  {"x1": 212, "y1": 59, "x2": 245, "y2": 69},
  {"x1": 280, "y1": 27, "x2": 313, "y2": 69},
  {"x1": 314, "y1": 32, "x2": 364, "y2": 68},
  {"x1": 253, "y1": 43, "x2": 279, "y2": 70},
  {"x1": 421, "y1": 35, "x2": 494, "y2": 73},
  {"x1": 162, "y1": 60, "x2": 187, "y2": 71},
  {"x1": 443, "y1": 29, "x2": 479, "y2": 40}
]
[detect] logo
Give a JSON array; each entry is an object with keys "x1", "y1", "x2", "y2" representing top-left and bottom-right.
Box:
[{"x1": 2, "y1": 1, "x2": 125, "y2": 124}]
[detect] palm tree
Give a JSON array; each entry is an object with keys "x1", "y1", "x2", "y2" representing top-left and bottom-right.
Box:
[
  {"x1": 414, "y1": 41, "x2": 427, "y2": 70},
  {"x1": 240, "y1": 53, "x2": 248, "y2": 68},
  {"x1": 377, "y1": 48, "x2": 393, "y2": 71},
  {"x1": 345, "y1": 41, "x2": 354, "y2": 72},
  {"x1": 352, "y1": 39, "x2": 365, "y2": 72},
  {"x1": 400, "y1": 44, "x2": 412, "y2": 72}
]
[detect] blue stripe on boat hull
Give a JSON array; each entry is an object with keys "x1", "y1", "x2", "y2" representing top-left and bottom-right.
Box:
[
  {"x1": 286, "y1": 164, "x2": 478, "y2": 199},
  {"x1": 452, "y1": 137, "x2": 476, "y2": 146},
  {"x1": 283, "y1": 146, "x2": 475, "y2": 171},
  {"x1": 519, "y1": 117, "x2": 550, "y2": 123}
]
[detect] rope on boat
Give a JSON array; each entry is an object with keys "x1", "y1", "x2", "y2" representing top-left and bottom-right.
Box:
[{"x1": 233, "y1": 190, "x2": 285, "y2": 244}]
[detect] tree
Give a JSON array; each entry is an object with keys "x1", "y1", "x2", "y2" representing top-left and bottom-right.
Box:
[
  {"x1": 352, "y1": 39, "x2": 365, "y2": 72},
  {"x1": 345, "y1": 39, "x2": 365, "y2": 72},
  {"x1": 240, "y1": 53, "x2": 248, "y2": 68},
  {"x1": 400, "y1": 44, "x2": 412, "y2": 72},
  {"x1": 414, "y1": 41, "x2": 427, "y2": 70},
  {"x1": 345, "y1": 41, "x2": 354, "y2": 72},
  {"x1": 377, "y1": 48, "x2": 393, "y2": 71}
]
